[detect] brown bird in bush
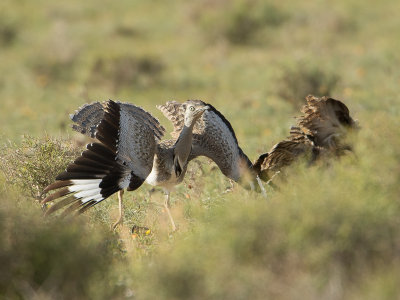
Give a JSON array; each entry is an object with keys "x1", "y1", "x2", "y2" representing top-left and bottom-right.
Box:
[{"x1": 253, "y1": 95, "x2": 358, "y2": 183}]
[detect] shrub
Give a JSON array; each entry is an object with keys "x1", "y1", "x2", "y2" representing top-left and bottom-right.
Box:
[
  {"x1": 0, "y1": 17, "x2": 17, "y2": 47},
  {"x1": 88, "y1": 55, "x2": 164, "y2": 92},
  {"x1": 224, "y1": 1, "x2": 287, "y2": 44},
  {"x1": 194, "y1": 0, "x2": 288, "y2": 45},
  {"x1": 0, "y1": 185, "x2": 126, "y2": 299},
  {"x1": 0, "y1": 135, "x2": 81, "y2": 199},
  {"x1": 277, "y1": 62, "x2": 340, "y2": 108}
]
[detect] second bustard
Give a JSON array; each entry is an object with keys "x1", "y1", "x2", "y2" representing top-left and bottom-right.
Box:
[
  {"x1": 253, "y1": 95, "x2": 358, "y2": 183},
  {"x1": 42, "y1": 99, "x2": 253, "y2": 230}
]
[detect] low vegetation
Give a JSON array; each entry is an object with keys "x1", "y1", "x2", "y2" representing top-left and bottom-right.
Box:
[
  {"x1": 0, "y1": 135, "x2": 81, "y2": 199},
  {"x1": 194, "y1": 0, "x2": 288, "y2": 45},
  {"x1": 276, "y1": 62, "x2": 340, "y2": 108}
]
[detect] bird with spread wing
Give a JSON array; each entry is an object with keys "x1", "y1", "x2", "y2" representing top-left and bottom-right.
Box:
[
  {"x1": 253, "y1": 95, "x2": 358, "y2": 183},
  {"x1": 42, "y1": 99, "x2": 254, "y2": 230}
]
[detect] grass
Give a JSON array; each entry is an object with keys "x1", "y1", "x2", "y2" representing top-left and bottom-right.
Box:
[{"x1": 1, "y1": 0, "x2": 400, "y2": 298}]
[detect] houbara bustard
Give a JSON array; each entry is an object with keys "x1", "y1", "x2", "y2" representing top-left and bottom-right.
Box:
[
  {"x1": 42, "y1": 99, "x2": 254, "y2": 230},
  {"x1": 253, "y1": 95, "x2": 358, "y2": 183}
]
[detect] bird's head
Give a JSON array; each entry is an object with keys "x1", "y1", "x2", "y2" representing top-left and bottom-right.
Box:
[{"x1": 184, "y1": 101, "x2": 210, "y2": 127}]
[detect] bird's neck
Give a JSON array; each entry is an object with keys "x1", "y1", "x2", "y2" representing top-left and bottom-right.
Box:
[{"x1": 173, "y1": 124, "x2": 194, "y2": 174}]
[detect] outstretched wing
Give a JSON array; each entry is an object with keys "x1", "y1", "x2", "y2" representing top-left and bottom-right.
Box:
[
  {"x1": 42, "y1": 100, "x2": 165, "y2": 215},
  {"x1": 71, "y1": 101, "x2": 165, "y2": 140},
  {"x1": 253, "y1": 139, "x2": 313, "y2": 181},
  {"x1": 254, "y1": 95, "x2": 358, "y2": 182},
  {"x1": 159, "y1": 100, "x2": 252, "y2": 182},
  {"x1": 297, "y1": 95, "x2": 357, "y2": 148}
]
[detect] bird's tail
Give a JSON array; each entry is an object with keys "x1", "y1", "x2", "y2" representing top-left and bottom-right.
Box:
[
  {"x1": 41, "y1": 142, "x2": 127, "y2": 216},
  {"x1": 42, "y1": 100, "x2": 145, "y2": 216}
]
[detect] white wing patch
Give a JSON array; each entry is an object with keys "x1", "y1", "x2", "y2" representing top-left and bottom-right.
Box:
[{"x1": 68, "y1": 179, "x2": 104, "y2": 205}]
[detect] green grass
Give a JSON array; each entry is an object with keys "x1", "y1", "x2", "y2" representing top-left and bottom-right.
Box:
[{"x1": 1, "y1": 0, "x2": 400, "y2": 298}]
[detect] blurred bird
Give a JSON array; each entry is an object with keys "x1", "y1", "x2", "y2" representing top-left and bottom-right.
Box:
[
  {"x1": 253, "y1": 95, "x2": 358, "y2": 183},
  {"x1": 42, "y1": 99, "x2": 254, "y2": 230}
]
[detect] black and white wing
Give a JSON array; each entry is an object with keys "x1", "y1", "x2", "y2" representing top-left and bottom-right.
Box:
[
  {"x1": 158, "y1": 100, "x2": 252, "y2": 182},
  {"x1": 42, "y1": 100, "x2": 165, "y2": 215}
]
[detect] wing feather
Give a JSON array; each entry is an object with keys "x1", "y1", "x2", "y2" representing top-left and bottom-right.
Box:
[
  {"x1": 70, "y1": 102, "x2": 106, "y2": 138},
  {"x1": 71, "y1": 100, "x2": 166, "y2": 140}
]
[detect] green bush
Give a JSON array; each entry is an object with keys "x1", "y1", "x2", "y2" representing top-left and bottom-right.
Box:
[
  {"x1": 87, "y1": 55, "x2": 164, "y2": 92},
  {"x1": 0, "y1": 135, "x2": 81, "y2": 199},
  {"x1": 224, "y1": 1, "x2": 287, "y2": 44},
  {"x1": 0, "y1": 184, "x2": 126, "y2": 299},
  {"x1": 276, "y1": 62, "x2": 340, "y2": 108},
  {"x1": 0, "y1": 17, "x2": 17, "y2": 47},
  {"x1": 195, "y1": 0, "x2": 288, "y2": 45}
]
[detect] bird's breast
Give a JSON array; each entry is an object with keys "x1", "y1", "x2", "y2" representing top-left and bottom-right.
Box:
[{"x1": 145, "y1": 151, "x2": 187, "y2": 188}]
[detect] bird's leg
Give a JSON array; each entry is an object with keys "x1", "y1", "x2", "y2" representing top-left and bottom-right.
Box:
[
  {"x1": 164, "y1": 192, "x2": 176, "y2": 232},
  {"x1": 256, "y1": 176, "x2": 267, "y2": 198},
  {"x1": 112, "y1": 190, "x2": 124, "y2": 230}
]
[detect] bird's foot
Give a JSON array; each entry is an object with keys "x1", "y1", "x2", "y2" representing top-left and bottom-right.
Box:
[{"x1": 111, "y1": 217, "x2": 123, "y2": 230}]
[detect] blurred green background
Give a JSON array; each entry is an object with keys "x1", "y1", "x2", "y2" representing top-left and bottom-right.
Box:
[{"x1": 1, "y1": 0, "x2": 400, "y2": 299}]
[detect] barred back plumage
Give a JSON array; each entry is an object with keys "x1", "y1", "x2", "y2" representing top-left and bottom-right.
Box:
[
  {"x1": 158, "y1": 100, "x2": 253, "y2": 182},
  {"x1": 254, "y1": 95, "x2": 358, "y2": 182}
]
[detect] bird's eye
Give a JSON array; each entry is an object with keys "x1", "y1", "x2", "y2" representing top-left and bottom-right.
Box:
[{"x1": 189, "y1": 106, "x2": 195, "y2": 111}]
